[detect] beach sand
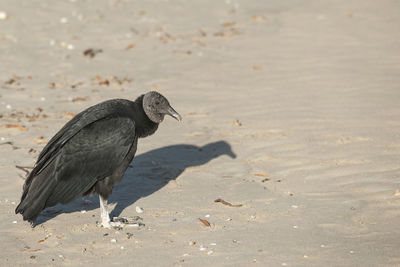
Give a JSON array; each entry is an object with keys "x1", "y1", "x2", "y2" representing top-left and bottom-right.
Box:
[{"x1": 1, "y1": 0, "x2": 399, "y2": 266}]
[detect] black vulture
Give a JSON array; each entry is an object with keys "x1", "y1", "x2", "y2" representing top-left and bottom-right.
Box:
[{"x1": 15, "y1": 91, "x2": 181, "y2": 228}]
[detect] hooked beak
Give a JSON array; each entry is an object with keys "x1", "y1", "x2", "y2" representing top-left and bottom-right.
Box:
[{"x1": 166, "y1": 105, "x2": 182, "y2": 121}]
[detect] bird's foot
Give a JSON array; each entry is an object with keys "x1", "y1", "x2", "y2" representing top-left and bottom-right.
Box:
[
  {"x1": 112, "y1": 216, "x2": 144, "y2": 228},
  {"x1": 101, "y1": 220, "x2": 124, "y2": 229},
  {"x1": 99, "y1": 216, "x2": 144, "y2": 229}
]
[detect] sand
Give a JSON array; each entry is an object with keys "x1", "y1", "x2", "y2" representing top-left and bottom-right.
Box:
[{"x1": 1, "y1": 0, "x2": 400, "y2": 266}]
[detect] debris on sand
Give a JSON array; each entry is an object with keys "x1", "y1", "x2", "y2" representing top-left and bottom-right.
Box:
[
  {"x1": 2, "y1": 124, "x2": 28, "y2": 131},
  {"x1": 232, "y1": 119, "x2": 242, "y2": 126},
  {"x1": 135, "y1": 206, "x2": 144, "y2": 213},
  {"x1": 199, "y1": 218, "x2": 211, "y2": 227},
  {"x1": 83, "y1": 48, "x2": 103, "y2": 58},
  {"x1": 214, "y1": 198, "x2": 243, "y2": 207}
]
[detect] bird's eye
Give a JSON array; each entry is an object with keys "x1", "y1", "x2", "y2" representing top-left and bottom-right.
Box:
[{"x1": 155, "y1": 101, "x2": 160, "y2": 105}]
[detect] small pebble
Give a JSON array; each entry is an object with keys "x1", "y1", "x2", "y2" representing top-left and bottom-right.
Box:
[
  {"x1": 205, "y1": 214, "x2": 210, "y2": 218},
  {"x1": 49, "y1": 39, "x2": 56, "y2": 46},
  {"x1": 225, "y1": 218, "x2": 232, "y2": 221},
  {"x1": 189, "y1": 241, "x2": 196, "y2": 246},
  {"x1": 6, "y1": 104, "x2": 12, "y2": 109},
  {"x1": 293, "y1": 225, "x2": 298, "y2": 229},
  {"x1": 199, "y1": 245, "x2": 206, "y2": 251},
  {"x1": 60, "y1": 17, "x2": 68, "y2": 24},
  {"x1": 303, "y1": 255, "x2": 308, "y2": 258},
  {"x1": 67, "y1": 44, "x2": 74, "y2": 50},
  {"x1": 12, "y1": 220, "x2": 17, "y2": 224},
  {"x1": 182, "y1": 253, "x2": 189, "y2": 257},
  {"x1": 80, "y1": 210, "x2": 86, "y2": 213},
  {"x1": 110, "y1": 239, "x2": 117, "y2": 243},
  {"x1": 126, "y1": 233, "x2": 134, "y2": 239},
  {"x1": 282, "y1": 263, "x2": 288, "y2": 266},
  {"x1": 120, "y1": 246, "x2": 124, "y2": 250},
  {"x1": 207, "y1": 250, "x2": 214, "y2": 255},
  {"x1": 0, "y1": 137, "x2": 5, "y2": 141},
  {"x1": 320, "y1": 244, "x2": 325, "y2": 248},
  {"x1": 0, "y1": 11, "x2": 8, "y2": 20},
  {"x1": 210, "y1": 243, "x2": 217, "y2": 246},
  {"x1": 291, "y1": 205, "x2": 298, "y2": 209},
  {"x1": 350, "y1": 250, "x2": 354, "y2": 254},
  {"x1": 11, "y1": 201, "x2": 15, "y2": 205},
  {"x1": 135, "y1": 206, "x2": 144, "y2": 213},
  {"x1": 58, "y1": 255, "x2": 64, "y2": 258},
  {"x1": 40, "y1": 97, "x2": 46, "y2": 101}
]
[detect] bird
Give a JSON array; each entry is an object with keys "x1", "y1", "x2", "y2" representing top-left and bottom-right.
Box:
[{"x1": 15, "y1": 91, "x2": 181, "y2": 228}]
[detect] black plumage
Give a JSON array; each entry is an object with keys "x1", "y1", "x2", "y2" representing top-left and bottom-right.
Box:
[{"x1": 15, "y1": 91, "x2": 181, "y2": 227}]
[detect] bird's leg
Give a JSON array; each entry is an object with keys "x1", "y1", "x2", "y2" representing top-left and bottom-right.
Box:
[
  {"x1": 99, "y1": 195, "x2": 124, "y2": 229},
  {"x1": 99, "y1": 195, "x2": 112, "y2": 228}
]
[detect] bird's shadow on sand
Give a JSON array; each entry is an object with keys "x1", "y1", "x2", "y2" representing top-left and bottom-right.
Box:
[{"x1": 37, "y1": 140, "x2": 236, "y2": 225}]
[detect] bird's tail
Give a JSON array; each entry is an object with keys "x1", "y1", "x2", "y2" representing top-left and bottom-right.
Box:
[{"x1": 15, "y1": 160, "x2": 57, "y2": 223}]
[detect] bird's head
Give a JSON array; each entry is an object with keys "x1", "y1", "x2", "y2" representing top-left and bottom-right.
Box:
[{"x1": 143, "y1": 91, "x2": 182, "y2": 123}]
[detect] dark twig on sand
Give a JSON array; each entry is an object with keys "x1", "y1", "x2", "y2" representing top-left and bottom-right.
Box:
[{"x1": 214, "y1": 198, "x2": 243, "y2": 207}]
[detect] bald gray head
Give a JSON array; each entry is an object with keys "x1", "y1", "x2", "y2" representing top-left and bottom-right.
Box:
[{"x1": 143, "y1": 91, "x2": 182, "y2": 123}]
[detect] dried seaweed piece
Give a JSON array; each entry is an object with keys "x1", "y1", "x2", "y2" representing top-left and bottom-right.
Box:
[
  {"x1": 23, "y1": 249, "x2": 41, "y2": 253},
  {"x1": 251, "y1": 15, "x2": 266, "y2": 22},
  {"x1": 83, "y1": 48, "x2": 103, "y2": 58},
  {"x1": 233, "y1": 119, "x2": 242, "y2": 126},
  {"x1": 72, "y1": 97, "x2": 88, "y2": 102},
  {"x1": 71, "y1": 82, "x2": 84, "y2": 89},
  {"x1": 99, "y1": 80, "x2": 110, "y2": 86},
  {"x1": 125, "y1": 44, "x2": 136, "y2": 50},
  {"x1": 2, "y1": 124, "x2": 28, "y2": 131},
  {"x1": 214, "y1": 198, "x2": 243, "y2": 207},
  {"x1": 253, "y1": 173, "x2": 269, "y2": 178},
  {"x1": 5, "y1": 78, "x2": 16, "y2": 85},
  {"x1": 0, "y1": 141, "x2": 13, "y2": 146},
  {"x1": 62, "y1": 111, "x2": 76, "y2": 118},
  {"x1": 223, "y1": 22, "x2": 235, "y2": 27},
  {"x1": 199, "y1": 218, "x2": 210, "y2": 227},
  {"x1": 34, "y1": 136, "x2": 47, "y2": 145}
]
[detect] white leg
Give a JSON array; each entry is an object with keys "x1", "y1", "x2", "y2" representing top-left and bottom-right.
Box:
[
  {"x1": 99, "y1": 195, "x2": 111, "y2": 228},
  {"x1": 99, "y1": 195, "x2": 143, "y2": 228},
  {"x1": 99, "y1": 195, "x2": 124, "y2": 228}
]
